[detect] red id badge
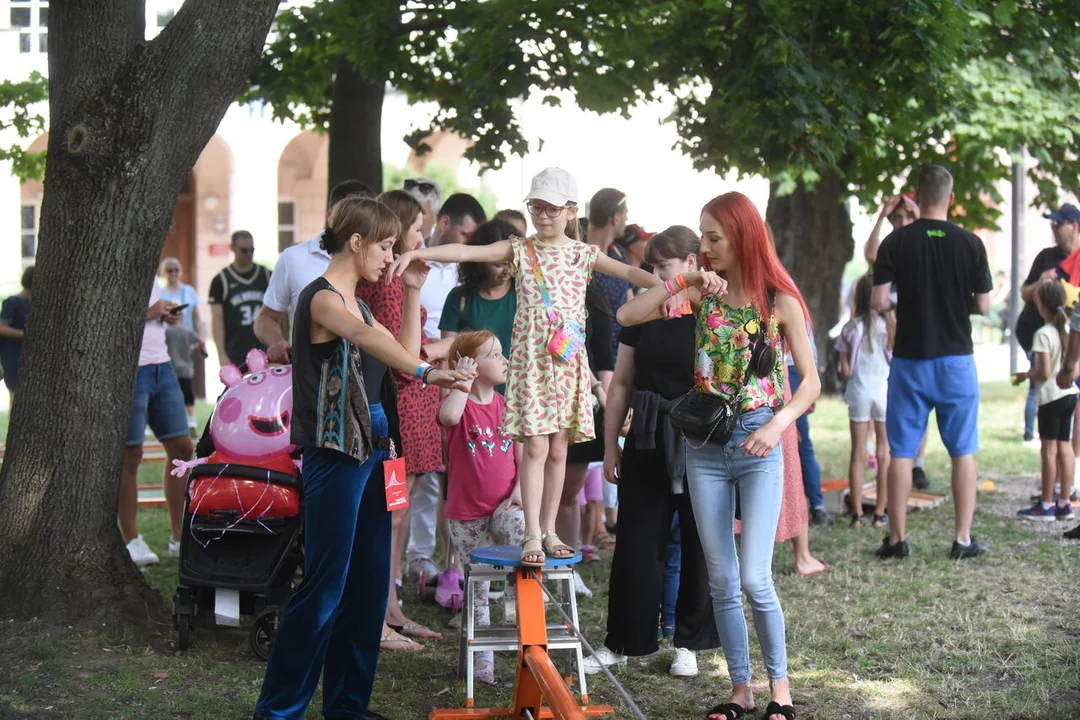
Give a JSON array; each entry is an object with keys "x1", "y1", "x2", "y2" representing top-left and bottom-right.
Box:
[{"x1": 384, "y1": 457, "x2": 408, "y2": 511}]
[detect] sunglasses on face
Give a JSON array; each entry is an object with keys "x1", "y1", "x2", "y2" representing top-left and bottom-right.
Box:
[
  {"x1": 234, "y1": 246, "x2": 254, "y2": 254},
  {"x1": 404, "y1": 179, "x2": 436, "y2": 194},
  {"x1": 526, "y1": 201, "x2": 573, "y2": 218},
  {"x1": 165, "y1": 268, "x2": 180, "y2": 274}
]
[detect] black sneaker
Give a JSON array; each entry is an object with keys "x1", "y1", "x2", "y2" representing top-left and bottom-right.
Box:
[
  {"x1": 1064, "y1": 524, "x2": 1080, "y2": 540},
  {"x1": 810, "y1": 507, "x2": 832, "y2": 526},
  {"x1": 875, "y1": 535, "x2": 910, "y2": 559},
  {"x1": 950, "y1": 536, "x2": 987, "y2": 559},
  {"x1": 912, "y1": 467, "x2": 931, "y2": 490}
]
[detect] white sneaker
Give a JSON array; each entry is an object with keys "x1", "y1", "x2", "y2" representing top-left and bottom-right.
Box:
[
  {"x1": 407, "y1": 557, "x2": 441, "y2": 580},
  {"x1": 669, "y1": 647, "x2": 698, "y2": 677},
  {"x1": 583, "y1": 645, "x2": 627, "y2": 675},
  {"x1": 573, "y1": 572, "x2": 593, "y2": 598},
  {"x1": 126, "y1": 535, "x2": 160, "y2": 567},
  {"x1": 167, "y1": 537, "x2": 181, "y2": 558}
]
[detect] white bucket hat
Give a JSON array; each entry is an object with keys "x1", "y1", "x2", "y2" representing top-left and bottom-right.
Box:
[{"x1": 524, "y1": 167, "x2": 579, "y2": 207}]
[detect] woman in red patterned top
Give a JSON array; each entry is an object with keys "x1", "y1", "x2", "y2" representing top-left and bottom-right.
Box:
[{"x1": 357, "y1": 190, "x2": 449, "y2": 645}]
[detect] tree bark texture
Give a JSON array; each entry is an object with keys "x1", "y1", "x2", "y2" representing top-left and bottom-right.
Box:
[
  {"x1": 328, "y1": 56, "x2": 386, "y2": 194},
  {"x1": 766, "y1": 170, "x2": 853, "y2": 394},
  {"x1": 0, "y1": 0, "x2": 280, "y2": 625}
]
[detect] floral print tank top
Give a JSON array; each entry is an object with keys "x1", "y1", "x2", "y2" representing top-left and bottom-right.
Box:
[{"x1": 694, "y1": 295, "x2": 785, "y2": 413}]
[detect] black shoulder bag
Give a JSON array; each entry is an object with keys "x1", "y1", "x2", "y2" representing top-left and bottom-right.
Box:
[{"x1": 669, "y1": 296, "x2": 776, "y2": 448}]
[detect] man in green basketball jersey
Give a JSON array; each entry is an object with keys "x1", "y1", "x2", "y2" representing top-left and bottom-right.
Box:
[{"x1": 208, "y1": 230, "x2": 271, "y2": 370}]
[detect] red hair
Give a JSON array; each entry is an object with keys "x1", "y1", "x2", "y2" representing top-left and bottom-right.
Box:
[{"x1": 701, "y1": 192, "x2": 811, "y2": 326}]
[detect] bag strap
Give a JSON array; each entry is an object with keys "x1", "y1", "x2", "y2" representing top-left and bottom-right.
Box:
[{"x1": 524, "y1": 238, "x2": 561, "y2": 325}]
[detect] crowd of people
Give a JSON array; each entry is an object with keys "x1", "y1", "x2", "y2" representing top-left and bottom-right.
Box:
[{"x1": 8, "y1": 161, "x2": 1078, "y2": 720}]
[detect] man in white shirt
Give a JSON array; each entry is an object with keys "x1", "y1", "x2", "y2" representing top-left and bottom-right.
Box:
[
  {"x1": 254, "y1": 180, "x2": 372, "y2": 362},
  {"x1": 417, "y1": 193, "x2": 488, "y2": 338},
  {"x1": 121, "y1": 283, "x2": 195, "y2": 566}
]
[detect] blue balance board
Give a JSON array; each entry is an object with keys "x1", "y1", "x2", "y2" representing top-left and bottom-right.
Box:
[{"x1": 469, "y1": 544, "x2": 582, "y2": 568}]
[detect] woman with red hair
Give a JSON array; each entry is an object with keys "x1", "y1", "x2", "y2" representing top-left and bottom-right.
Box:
[{"x1": 617, "y1": 192, "x2": 819, "y2": 720}]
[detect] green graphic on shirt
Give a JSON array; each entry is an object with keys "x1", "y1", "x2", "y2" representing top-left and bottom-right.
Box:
[{"x1": 926, "y1": 229, "x2": 946, "y2": 237}]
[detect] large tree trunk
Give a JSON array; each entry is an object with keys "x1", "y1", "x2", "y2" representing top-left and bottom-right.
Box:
[
  {"x1": 766, "y1": 170, "x2": 853, "y2": 394},
  {"x1": 0, "y1": 0, "x2": 279, "y2": 627},
  {"x1": 328, "y1": 56, "x2": 386, "y2": 194}
]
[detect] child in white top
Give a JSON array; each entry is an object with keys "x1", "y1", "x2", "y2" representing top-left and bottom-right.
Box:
[
  {"x1": 836, "y1": 273, "x2": 893, "y2": 527},
  {"x1": 1013, "y1": 280, "x2": 1078, "y2": 522}
]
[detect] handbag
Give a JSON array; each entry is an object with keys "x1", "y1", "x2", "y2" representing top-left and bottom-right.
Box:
[
  {"x1": 669, "y1": 295, "x2": 778, "y2": 448},
  {"x1": 524, "y1": 238, "x2": 585, "y2": 364}
]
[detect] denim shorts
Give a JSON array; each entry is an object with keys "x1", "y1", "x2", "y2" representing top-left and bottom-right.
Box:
[
  {"x1": 126, "y1": 362, "x2": 190, "y2": 446},
  {"x1": 887, "y1": 355, "x2": 979, "y2": 458}
]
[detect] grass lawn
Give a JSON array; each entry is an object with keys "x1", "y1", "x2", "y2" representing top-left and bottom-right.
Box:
[{"x1": 2, "y1": 382, "x2": 1079, "y2": 719}]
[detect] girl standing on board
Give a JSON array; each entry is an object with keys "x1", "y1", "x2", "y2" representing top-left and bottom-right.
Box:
[
  {"x1": 616, "y1": 192, "x2": 819, "y2": 720},
  {"x1": 390, "y1": 167, "x2": 658, "y2": 566}
]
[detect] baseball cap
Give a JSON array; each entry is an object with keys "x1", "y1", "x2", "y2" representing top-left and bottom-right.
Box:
[
  {"x1": 1046, "y1": 203, "x2": 1080, "y2": 225},
  {"x1": 525, "y1": 167, "x2": 578, "y2": 206}
]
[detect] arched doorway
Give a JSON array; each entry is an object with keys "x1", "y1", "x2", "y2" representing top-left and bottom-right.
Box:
[{"x1": 277, "y1": 131, "x2": 328, "y2": 251}]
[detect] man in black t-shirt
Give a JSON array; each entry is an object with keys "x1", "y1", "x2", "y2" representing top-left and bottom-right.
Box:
[
  {"x1": 1016, "y1": 209, "x2": 1080, "y2": 441},
  {"x1": 872, "y1": 165, "x2": 993, "y2": 560},
  {"x1": 208, "y1": 230, "x2": 271, "y2": 369}
]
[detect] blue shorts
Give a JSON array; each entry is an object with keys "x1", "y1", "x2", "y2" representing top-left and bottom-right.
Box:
[
  {"x1": 126, "y1": 362, "x2": 189, "y2": 446},
  {"x1": 886, "y1": 355, "x2": 979, "y2": 458}
]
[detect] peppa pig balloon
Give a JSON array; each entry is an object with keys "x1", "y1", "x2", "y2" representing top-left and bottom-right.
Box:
[{"x1": 210, "y1": 348, "x2": 294, "y2": 462}]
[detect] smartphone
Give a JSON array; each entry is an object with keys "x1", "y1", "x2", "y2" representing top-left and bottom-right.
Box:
[{"x1": 169, "y1": 303, "x2": 190, "y2": 315}]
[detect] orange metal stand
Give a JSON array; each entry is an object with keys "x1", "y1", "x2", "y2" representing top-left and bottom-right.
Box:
[{"x1": 429, "y1": 565, "x2": 614, "y2": 720}]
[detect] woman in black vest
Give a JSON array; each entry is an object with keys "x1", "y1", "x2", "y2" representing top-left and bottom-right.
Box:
[{"x1": 254, "y1": 197, "x2": 474, "y2": 720}]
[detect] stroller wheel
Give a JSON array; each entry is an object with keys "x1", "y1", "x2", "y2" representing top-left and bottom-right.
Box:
[
  {"x1": 177, "y1": 614, "x2": 192, "y2": 651},
  {"x1": 250, "y1": 606, "x2": 282, "y2": 661}
]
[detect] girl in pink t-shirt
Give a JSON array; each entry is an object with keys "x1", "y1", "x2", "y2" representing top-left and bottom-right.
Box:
[{"x1": 439, "y1": 330, "x2": 525, "y2": 684}]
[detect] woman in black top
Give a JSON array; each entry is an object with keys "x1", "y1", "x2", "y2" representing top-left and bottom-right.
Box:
[
  {"x1": 254, "y1": 197, "x2": 474, "y2": 720},
  {"x1": 583, "y1": 226, "x2": 720, "y2": 678}
]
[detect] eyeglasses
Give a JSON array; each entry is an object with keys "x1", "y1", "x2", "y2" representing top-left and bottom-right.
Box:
[
  {"x1": 526, "y1": 201, "x2": 574, "y2": 218},
  {"x1": 404, "y1": 179, "x2": 437, "y2": 194}
]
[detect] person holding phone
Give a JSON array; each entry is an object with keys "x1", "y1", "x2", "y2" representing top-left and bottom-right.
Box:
[
  {"x1": 120, "y1": 282, "x2": 195, "y2": 566},
  {"x1": 160, "y1": 257, "x2": 205, "y2": 435}
]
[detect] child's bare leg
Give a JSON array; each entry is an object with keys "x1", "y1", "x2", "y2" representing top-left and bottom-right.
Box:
[
  {"x1": 556, "y1": 462, "x2": 588, "y2": 549},
  {"x1": 1058, "y1": 439, "x2": 1074, "y2": 507},
  {"x1": 541, "y1": 431, "x2": 573, "y2": 557},
  {"x1": 1040, "y1": 439, "x2": 1059, "y2": 504},
  {"x1": 520, "y1": 435, "x2": 550, "y2": 564},
  {"x1": 874, "y1": 421, "x2": 890, "y2": 517},
  {"x1": 848, "y1": 421, "x2": 869, "y2": 521}
]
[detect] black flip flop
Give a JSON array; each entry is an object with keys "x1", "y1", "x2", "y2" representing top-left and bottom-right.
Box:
[
  {"x1": 764, "y1": 701, "x2": 796, "y2": 719},
  {"x1": 707, "y1": 702, "x2": 756, "y2": 719}
]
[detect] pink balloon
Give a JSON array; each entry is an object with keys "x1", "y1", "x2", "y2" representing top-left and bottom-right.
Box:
[{"x1": 211, "y1": 351, "x2": 294, "y2": 462}]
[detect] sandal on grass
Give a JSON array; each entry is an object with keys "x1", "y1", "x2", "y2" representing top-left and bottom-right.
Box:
[
  {"x1": 380, "y1": 627, "x2": 423, "y2": 651},
  {"x1": 596, "y1": 533, "x2": 617, "y2": 550},
  {"x1": 764, "y1": 701, "x2": 796, "y2": 720},
  {"x1": 540, "y1": 531, "x2": 574, "y2": 559},
  {"x1": 707, "y1": 702, "x2": 755, "y2": 719},
  {"x1": 520, "y1": 534, "x2": 545, "y2": 567},
  {"x1": 388, "y1": 619, "x2": 441, "y2": 640}
]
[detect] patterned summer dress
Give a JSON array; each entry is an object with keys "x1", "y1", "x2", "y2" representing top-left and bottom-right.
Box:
[{"x1": 503, "y1": 236, "x2": 600, "y2": 443}]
